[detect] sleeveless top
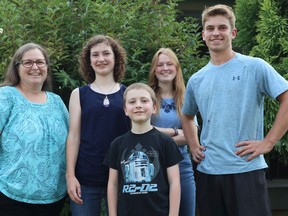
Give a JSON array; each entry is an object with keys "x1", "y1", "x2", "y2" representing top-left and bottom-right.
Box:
[{"x1": 76, "y1": 84, "x2": 130, "y2": 186}]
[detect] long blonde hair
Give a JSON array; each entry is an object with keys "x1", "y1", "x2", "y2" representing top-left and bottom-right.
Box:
[{"x1": 148, "y1": 48, "x2": 185, "y2": 116}]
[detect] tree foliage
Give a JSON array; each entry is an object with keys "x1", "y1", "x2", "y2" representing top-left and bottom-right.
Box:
[
  {"x1": 1, "y1": 0, "x2": 287, "y2": 175},
  {"x1": 0, "y1": 1, "x2": 206, "y2": 215},
  {"x1": 235, "y1": 0, "x2": 288, "y2": 165},
  {"x1": 0, "y1": 0, "x2": 207, "y2": 105}
]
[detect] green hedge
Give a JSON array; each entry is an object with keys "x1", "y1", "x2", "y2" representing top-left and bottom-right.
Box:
[
  {"x1": 0, "y1": 2, "x2": 205, "y2": 214},
  {"x1": 0, "y1": 0, "x2": 207, "y2": 105}
]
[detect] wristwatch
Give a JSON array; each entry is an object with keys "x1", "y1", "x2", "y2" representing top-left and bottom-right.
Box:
[{"x1": 173, "y1": 127, "x2": 178, "y2": 136}]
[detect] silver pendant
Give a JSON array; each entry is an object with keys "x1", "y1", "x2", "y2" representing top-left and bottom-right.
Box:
[{"x1": 103, "y1": 96, "x2": 110, "y2": 107}]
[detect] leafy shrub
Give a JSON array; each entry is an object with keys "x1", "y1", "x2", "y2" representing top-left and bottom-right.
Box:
[
  {"x1": 0, "y1": 0, "x2": 206, "y2": 105},
  {"x1": 0, "y1": 2, "x2": 205, "y2": 214}
]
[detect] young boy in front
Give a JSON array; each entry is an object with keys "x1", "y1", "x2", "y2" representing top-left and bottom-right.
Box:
[{"x1": 104, "y1": 83, "x2": 183, "y2": 216}]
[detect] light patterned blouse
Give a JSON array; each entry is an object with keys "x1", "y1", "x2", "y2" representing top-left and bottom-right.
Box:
[{"x1": 0, "y1": 86, "x2": 68, "y2": 204}]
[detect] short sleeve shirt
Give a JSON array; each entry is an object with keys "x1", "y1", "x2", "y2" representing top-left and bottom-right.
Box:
[
  {"x1": 104, "y1": 128, "x2": 183, "y2": 216},
  {"x1": 182, "y1": 53, "x2": 288, "y2": 174},
  {"x1": 0, "y1": 86, "x2": 69, "y2": 203}
]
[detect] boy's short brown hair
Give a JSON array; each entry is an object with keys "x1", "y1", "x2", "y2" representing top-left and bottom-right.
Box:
[
  {"x1": 124, "y1": 83, "x2": 158, "y2": 109},
  {"x1": 201, "y1": 4, "x2": 236, "y2": 29}
]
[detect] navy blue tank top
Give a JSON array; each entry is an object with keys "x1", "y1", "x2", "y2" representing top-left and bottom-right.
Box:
[{"x1": 76, "y1": 84, "x2": 130, "y2": 186}]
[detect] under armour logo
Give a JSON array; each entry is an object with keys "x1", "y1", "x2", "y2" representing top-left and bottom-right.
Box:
[{"x1": 232, "y1": 76, "x2": 240, "y2": 81}]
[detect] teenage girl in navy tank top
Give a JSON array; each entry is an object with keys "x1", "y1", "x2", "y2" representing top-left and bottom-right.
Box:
[{"x1": 66, "y1": 35, "x2": 130, "y2": 216}]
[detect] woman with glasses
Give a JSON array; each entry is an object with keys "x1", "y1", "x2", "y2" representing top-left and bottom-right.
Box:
[{"x1": 0, "y1": 43, "x2": 69, "y2": 216}]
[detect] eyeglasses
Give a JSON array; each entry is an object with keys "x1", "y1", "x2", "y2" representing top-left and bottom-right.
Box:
[{"x1": 16, "y1": 59, "x2": 47, "y2": 68}]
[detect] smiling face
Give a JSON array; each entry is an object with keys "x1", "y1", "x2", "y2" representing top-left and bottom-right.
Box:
[
  {"x1": 155, "y1": 53, "x2": 177, "y2": 86},
  {"x1": 18, "y1": 48, "x2": 48, "y2": 88},
  {"x1": 202, "y1": 15, "x2": 237, "y2": 53},
  {"x1": 124, "y1": 88, "x2": 156, "y2": 124},
  {"x1": 90, "y1": 42, "x2": 115, "y2": 77}
]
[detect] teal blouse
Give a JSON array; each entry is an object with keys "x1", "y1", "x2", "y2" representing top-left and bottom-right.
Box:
[{"x1": 0, "y1": 86, "x2": 68, "y2": 204}]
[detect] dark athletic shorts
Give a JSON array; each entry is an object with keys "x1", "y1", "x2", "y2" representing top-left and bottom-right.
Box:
[{"x1": 196, "y1": 169, "x2": 272, "y2": 216}]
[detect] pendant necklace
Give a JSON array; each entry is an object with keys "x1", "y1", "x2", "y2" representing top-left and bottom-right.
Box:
[{"x1": 94, "y1": 82, "x2": 117, "y2": 107}]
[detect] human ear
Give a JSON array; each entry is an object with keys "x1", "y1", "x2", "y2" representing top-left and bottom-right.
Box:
[
  {"x1": 152, "y1": 105, "x2": 157, "y2": 114},
  {"x1": 202, "y1": 31, "x2": 206, "y2": 41},
  {"x1": 124, "y1": 107, "x2": 129, "y2": 116},
  {"x1": 231, "y1": 28, "x2": 237, "y2": 39}
]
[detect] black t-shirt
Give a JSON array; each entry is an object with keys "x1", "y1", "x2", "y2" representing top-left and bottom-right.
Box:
[{"x1": 104, "y1": 128, "x2": 183, "y2": 216}]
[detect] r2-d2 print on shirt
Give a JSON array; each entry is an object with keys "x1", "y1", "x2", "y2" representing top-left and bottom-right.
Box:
[
  {"x1": 121, "y1": 142, "x2": 160, "y2": 194},
  {"x1": 125, "y1": 151, "x2": 154, "y2": 183}
]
